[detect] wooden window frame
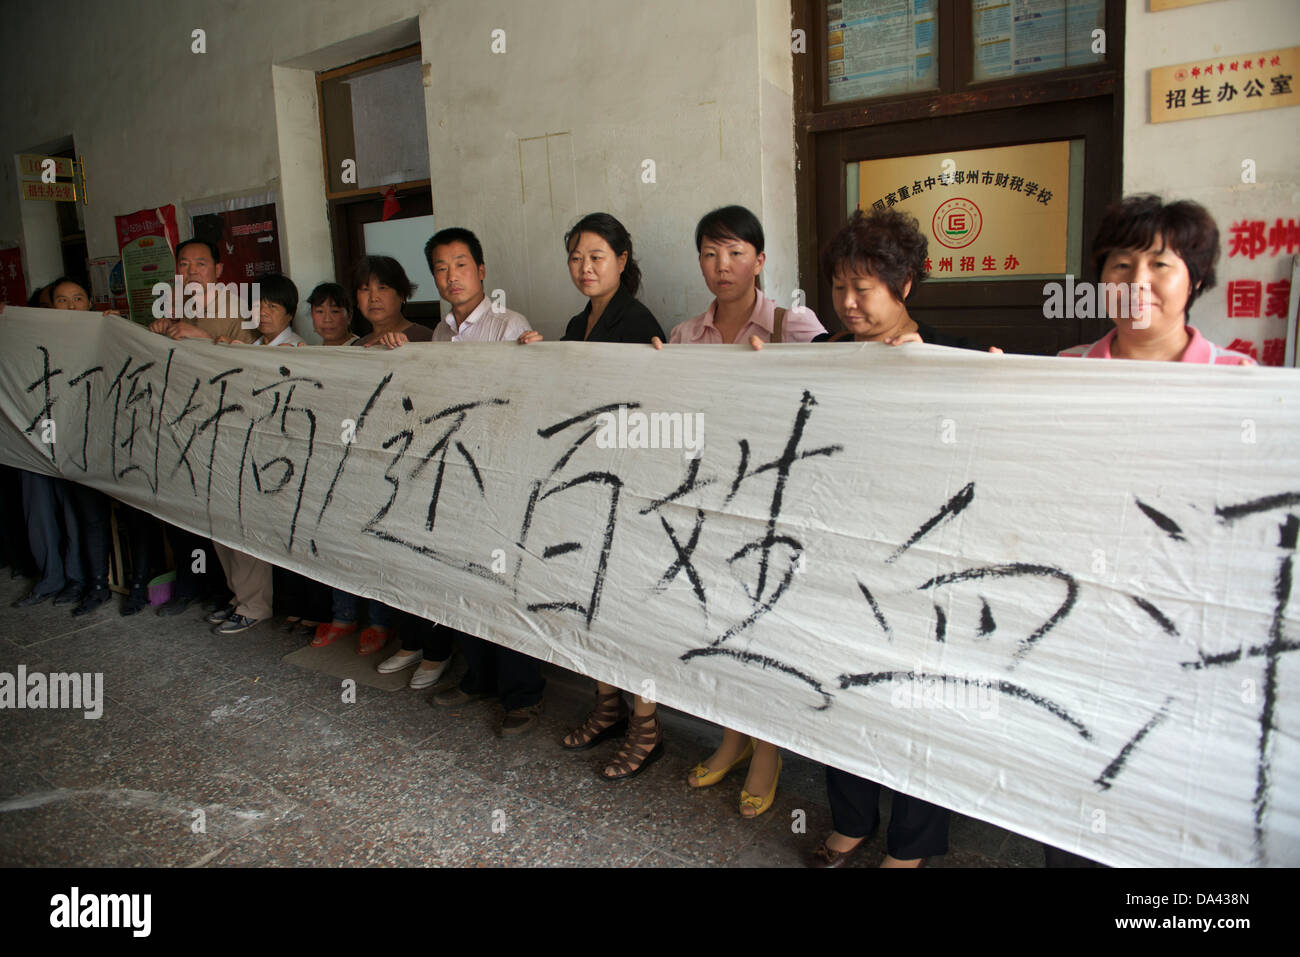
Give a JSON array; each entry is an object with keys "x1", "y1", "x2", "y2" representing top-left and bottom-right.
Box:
[
  {"x1": 803, "y1": 0, "x2": 1124, "y2": 128},
  {"x1": 315, "y1": 43, "x2": 431, "y2": 201}
]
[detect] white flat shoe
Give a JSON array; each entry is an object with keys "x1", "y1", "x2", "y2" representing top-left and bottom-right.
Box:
[
  {"x1": 377, "y1": 649, "x2": 423, "y2": 674},
  {"x1": 409, "y1": 658, "x2": 450, "y2": 690}
]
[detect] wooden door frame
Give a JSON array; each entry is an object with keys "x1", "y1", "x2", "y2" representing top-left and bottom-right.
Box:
[
  {"x1": 794, "y1": 0, "x2": 1125, "y2": 353},
  {"x1": 811, "y1": 95, "x2": 1120, "y2": 349}
]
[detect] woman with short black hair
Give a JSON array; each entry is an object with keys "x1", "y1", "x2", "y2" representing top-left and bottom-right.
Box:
[
  {"x1": 657, "y1": 205, "x2": 825, "y2": 818},
  {"x1": 9, "y1": 278, "x2": 115, "y2": 616},
  {"x1": 351, "y1": 256, "x2": 433, "y2": 347},
  {"x1": 307, "y1": 282, "x2": 358, "y2": 346},
  {"x1": 1058, "y1": 194, "x2": 1252, "y2": 364}
]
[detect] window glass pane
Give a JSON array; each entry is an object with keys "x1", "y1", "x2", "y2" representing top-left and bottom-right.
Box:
[
  {"x1": 971, "y1": 0, "x2": 1105, "y2": 83},
  {"x1": 363, "y1": 214, "x2": 439, "y2": 303},
  {"x1": 321, "y1": 55, "x2": 429, "y2": 193},
  {"x1": 826, "y1": 0, "x2": 938, "y2": 104},
  {"x1": 348, "y1": 60, "x2": 429, "y2": 188}
]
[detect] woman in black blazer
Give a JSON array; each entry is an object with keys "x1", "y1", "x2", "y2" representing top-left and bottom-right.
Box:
[{"x1": 519, "y1": 213, "x2": 667, "y2": 780}]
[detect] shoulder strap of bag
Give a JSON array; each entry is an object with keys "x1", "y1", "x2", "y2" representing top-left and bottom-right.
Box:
[{"x1": 772, "y1": 306, "x2": 786, "y2": 345}]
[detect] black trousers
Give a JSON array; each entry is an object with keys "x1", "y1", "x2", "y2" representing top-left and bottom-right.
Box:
[
  {"x1": 64, "y1": 482, "x2": 111, "y2": 591},
  {"x1": 400, "y1": 618, "x2": 456, "y2": 659},
  {"x1": 0, "y1": 465, "x2": 33, "y2": 574},
  {"x1": 118, "y1": 502, "x2": 162, "y2": 589},
  {"x1": 274, "y1": 567, "x2": 333, "y2": 621},
  {"x1": 21, "y1": 471, "x2": 78, "y2": 595},
  {"x1": 447, "y1": 628, "x2": 544, "y2": 711},
  {"x1": 826, "y1": 766, "x2": 950, "y2": 860},
  {"x1": 164, "y1": 524, "x2": 219, "y2": 601}
]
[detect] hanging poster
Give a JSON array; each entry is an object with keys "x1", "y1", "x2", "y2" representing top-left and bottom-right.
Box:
[
  {"x1": 114, "y1": 206, "x2": 179, "y2": 325},
  {"x1": 972, "y1": 0, "x2": 1105, "y2": 82},
  {"x1": 826, "y1": 0, "x2": 938, "y2": 103},
  {"x1": 188, "y1": 193, "x2": 282, "y2": 283},
  {"x1": 87, "y1": 256, "x2": 128, "y2": 312}
]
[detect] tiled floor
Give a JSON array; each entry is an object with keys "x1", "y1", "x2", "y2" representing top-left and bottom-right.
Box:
[{"x1": 0, "y1": 573, "x2": 1043, "y2": 867}]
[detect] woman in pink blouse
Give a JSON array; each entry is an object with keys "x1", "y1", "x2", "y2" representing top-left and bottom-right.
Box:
[
  {"x1": 655, "y1": 205, "x2": 825, "y2": 817},
  {"x1": 1058, "y1": 195, "x2": 1254, "y2": 365}
]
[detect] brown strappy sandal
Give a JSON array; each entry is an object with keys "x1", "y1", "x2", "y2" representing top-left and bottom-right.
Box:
[
  {"x1": 598, "y1": 710, "x2": 665, "y2": 782},
  {"x1": 560, "y1": 689, "x2": 629, "y2": 751}
]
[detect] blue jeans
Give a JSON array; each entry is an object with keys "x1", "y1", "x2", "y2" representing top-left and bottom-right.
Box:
[{"x1": 331, "y1": 588, "x2": 394, "y2": 628}]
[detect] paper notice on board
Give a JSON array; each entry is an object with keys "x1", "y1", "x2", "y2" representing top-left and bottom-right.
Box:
[
  {"x1": 972, "y1": 0, "x2": 1104, "y2": 82},
  {"x1": 827, "y1": 0, "x2": 937, "y2": 103}
]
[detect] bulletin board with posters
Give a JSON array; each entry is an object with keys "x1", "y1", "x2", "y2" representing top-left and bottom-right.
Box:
[
  {"x1": 115, "y1": 206, "x2": 180, "y2": 325},
  {"x1": 855, "y1": 140, "x2": 1075, "y2": 279},
  {"x1": 185, "y1": 190, "x2": 284, "y2": 285}
]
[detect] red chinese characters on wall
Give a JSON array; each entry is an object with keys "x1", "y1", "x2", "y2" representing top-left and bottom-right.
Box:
[{"x1": 1224, "y1": 217, "x2": 1296, "y2": 366}]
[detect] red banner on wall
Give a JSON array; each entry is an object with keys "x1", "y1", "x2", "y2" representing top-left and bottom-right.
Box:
[{"x1": 0, "y1": 248, "x2": 27, "y2": 305}]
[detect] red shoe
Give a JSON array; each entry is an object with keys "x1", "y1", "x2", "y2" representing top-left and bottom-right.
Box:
[
  {"x1": 357, "y1": 626, "x2": 392, "y2": 655},
  {"x1": 311, "y1": 621, "x2": 357, "y2": 647}
]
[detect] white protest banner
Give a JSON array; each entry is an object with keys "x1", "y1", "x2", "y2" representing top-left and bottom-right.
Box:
[{"x1": 0, "y1": 308, "x2": 1297, "y2": 866}]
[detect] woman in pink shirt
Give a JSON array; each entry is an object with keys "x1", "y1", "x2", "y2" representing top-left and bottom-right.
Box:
[
  {"x1": 655, "y1": 205, "x2": 824, "y2": 818},
  {"x1": 1051, "y1": 195, "x2": 1249, "y2": 864},
  {"x1": 664, "y1": 205, "x2": 825, "y2": 349},
  {"x1": 1058, "y1": 195, "x2": 1254, "y2": 365}
]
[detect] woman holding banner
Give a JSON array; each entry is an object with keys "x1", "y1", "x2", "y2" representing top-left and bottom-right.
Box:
[
  {"x1": 1045, "y1": 196, "x2": 1251, "y2": 864},
  {"x1": 805, "y1": 208, "x2": 992, "y2": 867},
  {"x1": 310, "y1": 262, "x2": 430, "y2": 656},
  {"x1": 6, "y1": 279, "x2": 117, "y2": 616},
  {"x1": 653, "y1": 205, "x2": 825, "y2": 818},
  {"x1": 274, "y1": 283, "x2": 359, "y2": 638},
  {"x1": 352, "y1": 256, "x2": 433, "y2": 347},
  {"x1": 1057, "y1": 195, "x2": 1253, "y2": 366},
  {"x1": 519, "y1": 212, "x2": 669, "y2": 780}
]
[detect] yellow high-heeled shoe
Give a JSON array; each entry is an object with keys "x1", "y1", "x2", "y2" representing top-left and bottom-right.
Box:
[
  {"x1": 739, "y1": 754, "x2": 782, "y2": 819},
  {"x1": 686, "y1": 737, "x2": 755, "y2": 788}
]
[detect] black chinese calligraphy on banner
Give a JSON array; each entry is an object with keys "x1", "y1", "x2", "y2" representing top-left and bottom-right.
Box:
[{"x1": 0, "y1": 308, "x2": 1297, "y2": 866}]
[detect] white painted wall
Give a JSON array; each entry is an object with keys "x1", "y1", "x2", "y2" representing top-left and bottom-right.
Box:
[
  {"x1": 417, "y1": 0, "x2": 800, "y2": 336},
  {"x1": 1123, "y1": 0, "x2": 1300, "y2": 361},
  {"x1": 0, "y1": 0, "x2": 801, "y2": 341}
]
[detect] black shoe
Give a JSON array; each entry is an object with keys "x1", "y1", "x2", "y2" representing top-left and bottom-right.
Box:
[
  {"x1": 213, "y1": 614, "x2": 260, "y2": 635},
  {"x1": 52, "y1": 583, "x2": 84, "y2": 606},
  {"x1": 156, "y1": 595, "x2": 195, "y2": 617},
  {"x1": 121, "y1": 584, "x2": 150, "y2": 617},
  {"x1": 72, "y1": 587, "x2": 111, "y2": 617},
  {"x1": 11, "y1": 589, "x2": 54, "y2": 609},
  {"x1": 206, "y1": 603, "x2": 237, "y2": 624}
]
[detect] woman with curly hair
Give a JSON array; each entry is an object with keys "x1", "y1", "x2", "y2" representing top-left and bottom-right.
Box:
[{"x1": 808, "y1": 207, "x2": 994, "y2": 868}]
